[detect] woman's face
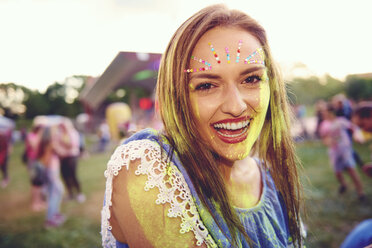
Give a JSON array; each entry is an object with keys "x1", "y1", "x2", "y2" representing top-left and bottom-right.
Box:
[{"x1": 188, "y1": 27, "x2": 270, "y2": 162}]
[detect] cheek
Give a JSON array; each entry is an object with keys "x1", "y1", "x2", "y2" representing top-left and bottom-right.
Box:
[
  {"x1": 244, "y1": 83, "x2": 270, "y2": 112},
  {"x1": 190, "y1": 94, "x2": 217, "y2": 124},
  {"x1": 259, "y1": 82, "x2": 270, "y2": 110},
  {"x1": 190, "y1": 94, "x2": 200, "y2": 121}
]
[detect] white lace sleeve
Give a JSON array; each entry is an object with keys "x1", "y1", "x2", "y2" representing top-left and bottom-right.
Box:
[{"x1": 101, "y1": 139, "x2": 217, "y2": 248}]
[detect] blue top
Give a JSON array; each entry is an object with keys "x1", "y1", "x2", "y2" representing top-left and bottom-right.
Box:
[{"x1": 105, "y1": 128, "x2": 293, "y2": 248}]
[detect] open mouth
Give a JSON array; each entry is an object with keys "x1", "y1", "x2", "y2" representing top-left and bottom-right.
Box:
[{"x1": 212, "y1": 117, "x2": 252, "y2": 143}]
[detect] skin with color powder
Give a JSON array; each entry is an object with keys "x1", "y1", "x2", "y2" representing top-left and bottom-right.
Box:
[
  {"x1": 188, "y1": 27, "x2": 269, "y2": 208},
  {"x1": 189, "y1": 27, "x2": 269, "y2": 163}
]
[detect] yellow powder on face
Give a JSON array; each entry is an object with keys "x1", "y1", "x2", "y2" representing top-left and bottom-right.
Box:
[
  {"x1": 236, "y1": 73, "x2": 270, "y2": 158},
  {"x1": 259, "y1": 71, "x2": 270, "y2": 110},
  {"x1": 189, "y1": 88, "x2": 200, "y2": 120}
]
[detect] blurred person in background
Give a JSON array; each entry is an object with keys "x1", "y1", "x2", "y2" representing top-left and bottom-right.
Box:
[
  {"x1": 54, "y1": 119, "x2": 85, "y2": 203},
  {"x1": 0, "y1": 127, "x2": 13, "y2": 188},
  {"x1": 37, "y1": 126, "x2": 65, "y2": 228},
  {"x1": 332, "y1": 94, "x2": 353, "y2": 120},
  {"x1": 353, "y1": 102, "x2": 372, "y2": 133},
  {"x1": 332, "y1": 94, "x2": 364, "y2": 168},
  {"x1": 315, "y1": 100, "x2": 327, "y2": 139},
  {"x1": 97, "y1": 120, "x2": 110, "y2": 152},
  {"x1": 319, "y1": 104, "x2": 365, "y2": 201},
  {"x1": 353, "y1": 102, "x2": 372, "y2": 177},
  {"x1": 24, "y1": 124, "x2": 46, "y2": 211},
  {"x1": 295, "y1": 104, "x2": 309, "y2": 140}
]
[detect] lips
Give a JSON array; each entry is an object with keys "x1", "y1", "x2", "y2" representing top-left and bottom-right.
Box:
[{"x1": 211, "y1": 117, "x2": 252, "y2": 144}]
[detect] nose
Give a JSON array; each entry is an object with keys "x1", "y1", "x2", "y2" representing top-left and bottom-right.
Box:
[{"x1": 220, "y1": 84, "x2": 247, "y2": 117}]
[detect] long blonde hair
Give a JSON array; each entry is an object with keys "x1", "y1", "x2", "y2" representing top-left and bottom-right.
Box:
[{"x1": 156, "y1": 4, "x2": 303, "y2": 247}]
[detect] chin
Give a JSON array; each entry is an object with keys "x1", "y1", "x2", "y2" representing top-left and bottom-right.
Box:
[{"x1": 214, "y1": 142, "x2": 253, "y2": 162}]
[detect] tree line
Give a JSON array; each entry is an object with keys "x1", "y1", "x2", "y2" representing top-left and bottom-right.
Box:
[
  {"x1": 0, "y1": 73, "x2": 371, "y2": 121},
  {"x1": 287, "y1": 74, "x2": 372, "y2": 105}
]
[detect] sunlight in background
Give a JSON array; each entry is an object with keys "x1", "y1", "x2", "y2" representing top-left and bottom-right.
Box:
[{"x1": 0, "y1": 0, "x2": 371, "y2": 92}]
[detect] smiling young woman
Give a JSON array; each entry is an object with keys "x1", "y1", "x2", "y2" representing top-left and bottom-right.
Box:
[{"x1": 101, "y1": 4, "x2": 304, "y2": 248}]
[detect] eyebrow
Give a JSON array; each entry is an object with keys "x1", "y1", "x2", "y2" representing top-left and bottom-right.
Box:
[{"x1": 189, "y1": 65, "x2": 266, "y2": 80}]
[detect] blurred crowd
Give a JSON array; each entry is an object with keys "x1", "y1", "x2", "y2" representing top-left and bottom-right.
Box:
[
  {"x1": 294, "y1": 95, "x2": 372, "y2": 248},
  {"x1": 292, "y1": 95, "x2": 372, "y2": 183},
  {"x1": 0, "y1": 101, "x2": 162, "y2": 228},
  {"x1": 1, "y1": 96, "x2": 371, "y2": 240},
  {"x1": 1, "y1": 115, "x2": 86, "y2": 228},
  {"x1": 314, "y1": 95, "x2": 372, "y2": 179}
]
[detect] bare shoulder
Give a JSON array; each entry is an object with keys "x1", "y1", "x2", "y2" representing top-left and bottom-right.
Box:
[{"x1": 107, "y1": 140, "x2": 209, "y2": 248}]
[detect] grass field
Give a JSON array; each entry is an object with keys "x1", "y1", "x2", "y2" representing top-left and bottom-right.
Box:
[{"x1": 0, "y1": 137, "x2": 371, "y2": 248}]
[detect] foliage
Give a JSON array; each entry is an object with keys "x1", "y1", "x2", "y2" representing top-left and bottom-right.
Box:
[
  {"x1": 345, "y1": 75, "x2": 372, "y2": 101},
  {"x1": 23, "y1": 90, "x2": 50, "y2": 119},
  {"x1": 2, "y1": 73, "x2": 371, "y2": 121},
  {"x1": 287, "y1": 74, "x2": 372, "y2": 105},
  {"x1": 44, "y1": 82, "x2": 83, "y2": 117},
  {"x1": 0, "y1": 75, "x2": 88, "y2": 119},
  {"x1": 0, "y1": 83, "x2": 30, "y2": 119},
  {"x1": 287, "y1": 75, "x2": 345, "y2": 105}
]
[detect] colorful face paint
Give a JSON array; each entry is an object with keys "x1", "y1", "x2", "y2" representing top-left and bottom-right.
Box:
[
  {"x1": 209, "y1": 42, "x2": 221, "y2": 64},
  {"x1": 236, "y1": 40, "x2": 242, "y2": 63},
  {"x1": 225, "y1": 47, "x2": 230, "y2": 64},
  {"x1": 188, "y1": 27, "x2": 270, "y2": 164},
  {"x1": 244, "y1": 47, "x2": 265, "y2": 65},
  {"x1": 185, "y1": 40, "x2": 265, "y2": 73}
]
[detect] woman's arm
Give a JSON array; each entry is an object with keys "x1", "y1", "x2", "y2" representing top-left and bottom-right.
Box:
[{"x1": 110, "y1": 158, "x2": 207, "y2": 248}]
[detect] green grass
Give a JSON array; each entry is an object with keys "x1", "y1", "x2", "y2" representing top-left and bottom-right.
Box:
[
  {"x1": 0, "y1": 138, "x2": 113, "y2": 248},
  {"x1": 0, "y1": 138, "x2": 371, "y2": 247},
  {"x1": 298, "y1": 140, "x2": 372, "y2": 248}
]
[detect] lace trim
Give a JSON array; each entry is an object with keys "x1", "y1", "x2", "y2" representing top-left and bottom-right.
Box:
[{"x1": 101, "y1": 139, "x2": 217, "y2": 248}]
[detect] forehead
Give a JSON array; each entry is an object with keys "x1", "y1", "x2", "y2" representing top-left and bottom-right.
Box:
[{"x1": 191, "y1": 27, "x2": 261, "y2": 66}]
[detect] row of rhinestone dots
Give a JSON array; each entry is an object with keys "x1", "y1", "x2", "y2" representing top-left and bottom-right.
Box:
[
  {"x1": 185, "y1": 45, "x2": 264, "y2": 73},
  {"x1": 184, "y1": 55, "x2": 212, "y2": 73},
  {"x1": 209, "y1": 42, "x2": 221, "y2": 64},
  {"x1": 244, "y1": 48, "x2": 263, "y2": 64},
  {"x1": 184, "y1": 66, "x2": 213, "y2": 73}
]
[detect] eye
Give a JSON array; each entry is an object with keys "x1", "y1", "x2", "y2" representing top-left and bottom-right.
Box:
[
  {"x1": 243, "y1": 75, "x2": 262, "y2": 84},
  {"x1": 194, "y1": 82, "x2": 215, "y2": 91}
]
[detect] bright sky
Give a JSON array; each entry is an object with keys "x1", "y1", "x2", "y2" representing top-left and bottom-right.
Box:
[{"x1": 1, "y1": 0, "x2": 371, "y2": 92}]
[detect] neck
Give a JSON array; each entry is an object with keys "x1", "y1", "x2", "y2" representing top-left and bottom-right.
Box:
[
  {"x1": 218, "y1": 156, "x2": 262, "y2": 208},
  {"x1": 218, "y1": 156, "x2": 254, "y2": 183}
]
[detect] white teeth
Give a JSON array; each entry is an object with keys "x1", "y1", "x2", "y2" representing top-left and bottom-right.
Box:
[
  {"x1": 213, "y1": 120, "x2": 251, "y2": 130},
  {"x1": 217, "y1": 127, "x2": 247, "y2": 137}
]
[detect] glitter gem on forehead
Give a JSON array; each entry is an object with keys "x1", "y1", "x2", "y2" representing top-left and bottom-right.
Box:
[
  {"x1": 236, "y1": 40, "x2": 242, "y2": 63},
  {"x1": 184, "y1": 56, "x2": 212, "y2": 73},
  {"x1": 225, "y1": 47, "x2": 230, "y2": 64},
  {"x1": 244, "y1": 47, "x2": 265, "y2": 65},
  {"x1": 185, "y1": 40, "x2": 265, "y2": 73},
  {"x1": 208, "y1": 42, "x2": 221, "y2": 64}
]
